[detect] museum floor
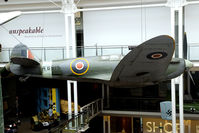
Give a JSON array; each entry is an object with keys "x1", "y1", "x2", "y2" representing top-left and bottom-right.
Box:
[{"x1": 17, "y1": 117, "x2": 48, "y2": 133}]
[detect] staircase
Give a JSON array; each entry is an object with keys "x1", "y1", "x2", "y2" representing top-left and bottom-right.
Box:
[{"x1": 49, "y1": 99, "x2": 103, "y2": 133}]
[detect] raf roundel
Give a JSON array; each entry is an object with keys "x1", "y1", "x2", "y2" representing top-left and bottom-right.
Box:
[
  {"x1": 70, "y1": 58, "x2": 89, "y2": 75},
  {"x1": 147, "y1": 52, "x2": 167, "y2": 60},
  {"x1": 76, "y1": 62, "x2": 84, "y2": 70}
]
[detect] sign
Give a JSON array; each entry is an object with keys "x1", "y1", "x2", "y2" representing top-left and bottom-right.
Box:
[
  {"x1": 160, "y1": 101, "x2": 172, "y2": 120},
  {"x1": 143, "y1": 118, "x2": 199, "y2": 133}
]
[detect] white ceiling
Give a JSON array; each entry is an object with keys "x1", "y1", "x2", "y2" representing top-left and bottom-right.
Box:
[
  {"x1": 0, "y1": 0, "x2": 199, "y2": 12},
  {"x1": 77, "y1": 0, "x2": 167, "y2": 8},
  {"x1": 0, "y1": 0, "x2": 166, "y2": 5},
  {"x1": 0, "y1": 0, "x2": 167, "y2": 12}
]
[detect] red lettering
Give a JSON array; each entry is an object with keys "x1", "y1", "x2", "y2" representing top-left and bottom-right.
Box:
[{"x1": 9, "y1": 27, "x2": 44, "y2": 36}]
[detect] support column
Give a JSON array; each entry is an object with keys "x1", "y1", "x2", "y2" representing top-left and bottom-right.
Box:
[
  {"x1": 103, "y1": 116, "x2": 111, "y2": 133},
  {"x1": 0, "y1": 78, "x2": 4, "y2": 133},
  {"x1": 67, "y1": 80, "x2": 72, "y2": 119},
  {"x1": 67, "y1": 80, "x2": 78, "y2": 129},
  {"x1": 169, "y1": 1, "x2": 185, "y2": 131},
  {"x1": 102, "y1": 84, "x2": 105, "y2": 110},
  {"x1": 62, "y1": 1, "x2": 78, "y2": 125},
  {"x1": 171, "y1": 79, "x2": 176, "y2": 133},
  {"x1": 108, "y1": 116, "x2": 111, "y2": 133},
  {"x1": 62, "y1": 0, "x2": 77, "y2": 58},
  {"x1": 178, "y1": 7, "x2": 184, "y2": 133},
  {"x1": 64, "y1": 14, "x2": 70, "y2": 58},
  {"x1": 106, "y1": 85, "x2": 110, "y2": 108},
  {"x1": 103, "y1": 116, "x2": 106, "y2": 133},
  {"x1": 170, "y1": 7, "x2": 176, "y2": 133},
  {"x1": 131, "y1": 117, "x2": 134, "y2": 133},
  {"x1": 71, "y1": 13, "x2": 77, "y2": 58},
  {"x1": 67, "y1": 80, "x2": 78, "y2": 116},
  {"x1": 73, "y1": 81, "x2": 78, "y2": 115}
]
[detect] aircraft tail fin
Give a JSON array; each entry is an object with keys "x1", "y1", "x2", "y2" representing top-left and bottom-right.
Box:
[{"x1": 10, "y1": 43, "x2": 40, "y2": 66}]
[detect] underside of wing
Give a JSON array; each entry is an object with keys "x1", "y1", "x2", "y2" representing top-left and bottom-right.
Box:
[{"x1": 110, "y1": 35, "x2": 175, "y2": 85}]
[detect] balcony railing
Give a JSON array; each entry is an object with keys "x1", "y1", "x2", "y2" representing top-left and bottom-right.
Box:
[
  {"x1": 49, "y1": 99, "x2": 103, "y2": 133},
  {"x1": 0, "y1": 45, "x2": 130, "y2": 62},
  {"x1": 0, "y1": 44, "x2": 199, "y2": 63}
]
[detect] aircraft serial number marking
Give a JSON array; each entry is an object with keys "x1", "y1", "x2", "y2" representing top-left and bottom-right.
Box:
[{"x1": 70, "y1": 58, "x2": 89, "y2": 75}]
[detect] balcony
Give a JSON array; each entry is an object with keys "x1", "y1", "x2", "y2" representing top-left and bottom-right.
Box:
[{"x1": 0, "y1": 44, "x2": 199, "y2": 63}]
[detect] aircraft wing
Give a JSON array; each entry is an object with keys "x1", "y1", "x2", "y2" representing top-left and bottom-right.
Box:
[{"x1": 110, "y1": 35, "x2": 175, "y2": 85}]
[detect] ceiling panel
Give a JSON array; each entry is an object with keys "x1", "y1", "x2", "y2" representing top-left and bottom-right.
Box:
[
  {"x1": 187, "y1": 0, "x2": 199, "y2": 1},
  {"x1": 0, "y1": 0, "x2": 59, "y2": 5},
  {"x1": 0, "y1": 0, "x2": 167, "y2": 12},
  {"x1": 0, "y1": 0, "x2": 166, "y2": 5},
  {"x1": 77, "y1": 0, "x2": 167, "y2": 8}
]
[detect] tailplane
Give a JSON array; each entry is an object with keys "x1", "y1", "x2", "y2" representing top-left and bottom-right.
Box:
[
  {"x1": 10, "y1": 43, "x2": 39, "y2": 66},
  {"x1": 9, "y1": 43, "x2": 41, "y2": 76}
]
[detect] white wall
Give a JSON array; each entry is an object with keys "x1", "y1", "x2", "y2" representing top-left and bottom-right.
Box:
[
  {"x1": 185, "y1": 4, "x2": 199, "y2": 60},
  {"x1": 185, "y1": 4, "x2": 199, "y2": 44},
  {"x1": 0, "y1": 13, "x2": 65, "y2": 48},
  {"x1": 83, "y1": 7, "x2": 171, "y2": 47},
  {"x1": 0, "y1": 13, "x2": 67, "y2": 61}
]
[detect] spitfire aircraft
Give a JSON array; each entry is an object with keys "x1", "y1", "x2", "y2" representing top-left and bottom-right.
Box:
[{"x1": 3, "y1": 35, "x2": 193, "y2": 88}]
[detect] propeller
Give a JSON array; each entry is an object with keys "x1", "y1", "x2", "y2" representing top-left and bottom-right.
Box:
[
  {"x1": 183, "y1": 33, "x2": 196, "y2": 86},
  {"x1": 185, "y1": 59, "x2": 195, "y2": 85},
  {"x1": 188, "y1": 70, "x2": 195, "y2": 85},
  {"x1": 183, "y1": 32, "x2": 188, "y2": 59},
  {"x1": 183, "y1": 34, "x2": 195, "y2": 100}
]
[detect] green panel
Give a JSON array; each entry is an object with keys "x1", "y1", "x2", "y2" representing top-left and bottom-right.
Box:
[{"x1": 0, "y1": 78, "x2": 4, "y2": 132}]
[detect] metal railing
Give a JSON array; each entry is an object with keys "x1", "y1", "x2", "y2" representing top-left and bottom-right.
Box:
[
  {"x1": 1, "y1": 43, "x2": 199, "y2": 63},
  {"x1": 49, "y1": 98, "x2": 103, "y2": 133},
  {"x1": 0, "y1": 47, "x2": 66, "y2": 62},
  {"x1": 0, "y1": 45, "x2": 130, "y2": 62},
  {"x1": 80, "y1": 98, "x2": 103, "y2": 122},
  {"x1": 49, "y1": 113, "x2": 86, "y2": 133}
]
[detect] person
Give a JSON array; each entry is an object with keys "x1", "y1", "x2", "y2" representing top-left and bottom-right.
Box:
[{"x1": 48, "y1": 104, "x2": 53, "y2": 117}]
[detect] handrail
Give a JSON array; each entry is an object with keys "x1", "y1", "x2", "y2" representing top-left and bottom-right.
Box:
[
  {"x1": 48, "y1": 113, "x2": 83, "y2": 133},
  {"x1": 0, "y1": 46, "x2": 130, "y2": 62},
  {"x1": 4, "y1": 42, "x2": 199, "y2": 50},
  {"x1": 80, "y1": 98, "x2": 102, "y2": 109},
  {"x1": 1, "y1": 44, "x2": 199, "y2": 61},
  {"x1": 1, "y1": 45, "x2": 129, "y2": 50},
  {"x1": 48, "y1": 98, "x2": 103, "y2": 133},
  {"x1": 80, "y1": 98, "x2": 103, "y2": 122}
]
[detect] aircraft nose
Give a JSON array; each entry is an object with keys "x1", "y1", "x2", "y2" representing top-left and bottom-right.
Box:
[{"x1": 185, "y1": 60, "x2": 193, "y2": 69}]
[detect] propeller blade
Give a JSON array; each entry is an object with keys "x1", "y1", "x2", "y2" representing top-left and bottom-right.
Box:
[
  {"x1": 183, "y1": 32, "x2": 188, "y2": 59},
  {"x1": 188, "y1": 70, "x2": 195, "y2": 86}
]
